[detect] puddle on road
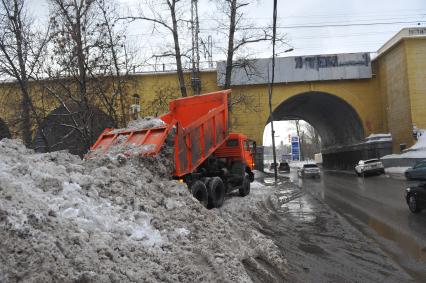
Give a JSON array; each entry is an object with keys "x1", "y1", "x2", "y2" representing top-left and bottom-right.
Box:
[
  {"x1": 314, "y1": 179, "x2": 426, "y2": 282},
  {"x1": 276, "y1": 186, "x2": 316, "y2": 223}
]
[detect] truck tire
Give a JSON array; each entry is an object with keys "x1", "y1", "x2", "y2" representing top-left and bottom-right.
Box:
[
  {"x1": 190, "y1": 181, "x2": 208, "y2": 208},
  {"x1": 239, "y1": 175, "x2": 250, "y2": 197},
  {"x1": 207, "y1": 177, "x2": 225, "y2": 208}
]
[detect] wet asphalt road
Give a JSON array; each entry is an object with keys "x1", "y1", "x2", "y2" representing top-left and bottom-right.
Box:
[{"x1": 287, "y1": 169, "x2": 426, "y2": 281}]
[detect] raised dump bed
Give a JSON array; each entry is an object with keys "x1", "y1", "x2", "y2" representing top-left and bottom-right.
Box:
[{"x1": 89, "y1": 90, "x2": 231, "y2": 177}]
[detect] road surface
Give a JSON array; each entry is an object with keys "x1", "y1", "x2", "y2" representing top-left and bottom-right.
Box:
[{"x1": 290, "y1": 169, "x2": 426, "y2": 281}]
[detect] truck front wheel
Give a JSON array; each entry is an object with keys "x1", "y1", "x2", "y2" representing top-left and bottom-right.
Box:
[
  {"x1": 239, "y1": 175, "x2": 250, "y2": 197},
  {"x1": 207, "y1": 177, "x2": 225, "y2": 208},
  {"x1": 190, "y1": 181, "x2": 208, "y2": 208}
]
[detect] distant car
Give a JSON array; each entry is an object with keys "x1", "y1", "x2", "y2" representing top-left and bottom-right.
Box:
[
  {"x1": 298, "y1": 164, "x2": 320, "y2": 178},
  {"x1": 354, "y1": 159, "x2": 384, "y2": 176},
  {"x1": 405, "y1": 183, "x2": 426, "y2": 213},
  {"x1": 278, "y1": 162, "x2": 290, "y2": 172},
  {"x1": 269, "y1": 162, "x2": 290, "y2": 173},
  {"x1": 269, "y1": 162, "x2": 278, "y2": 171},
  {"x1": 405, "y1": 160, "x2": 426, "y2": 180}
]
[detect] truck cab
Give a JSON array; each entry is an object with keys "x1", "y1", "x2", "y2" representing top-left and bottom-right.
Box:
[{"x1": 215, "y1": 133, "x2": 256, "y2": 182}]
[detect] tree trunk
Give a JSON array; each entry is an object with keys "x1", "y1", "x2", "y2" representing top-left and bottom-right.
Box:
[
  {"x1": 13, "y1": 0, "x2": 32, "y2": 146},
  {"x1": 224, "y1": 0, "x2": 236, "y2": 89},
  {"x1": 169, "y1": 1, "x2": 187, "y2": 97}
]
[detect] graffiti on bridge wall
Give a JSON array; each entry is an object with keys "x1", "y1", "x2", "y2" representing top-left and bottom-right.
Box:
[{"x1": 294, "y1": 53, "x2": 370, "y2": 70}]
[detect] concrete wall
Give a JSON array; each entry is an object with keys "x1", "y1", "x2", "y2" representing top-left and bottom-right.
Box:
[
  {"x1": 322, "y1": 141, "x2": 393, "y2": 170},
  {"x1": 374, "y1": 37, "x2": 426, "y2": 152},
  {"x1": 406, "y1": 38, "x2": 426, "y2": 129}
]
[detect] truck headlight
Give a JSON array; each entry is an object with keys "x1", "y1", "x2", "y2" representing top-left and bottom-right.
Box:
[{"x1": 406, "y1": 187, "x2": 411, "y2": 192}]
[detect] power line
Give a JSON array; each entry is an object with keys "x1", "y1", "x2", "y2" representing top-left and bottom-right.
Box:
[
  {"x1": 199, "y1": 20, "x2": 426, "y2": 31},
  {"x1": 200, "y1": 14, "x2": 425, "y2": 23}
]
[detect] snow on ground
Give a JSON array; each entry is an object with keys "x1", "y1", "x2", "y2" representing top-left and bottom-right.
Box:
[
  {"x1": 0, "y1": 138, "x2": 287, "y2": 282},
  {"x1": 365, "y1": 133, "x2": 392, "y2": 143},
  {"x1": 382, "y1": 131, "x2": 426, "y2": 159},
  {"x1": 288, "y1": 160, "x2": 315, "y2": 168},
  {"x1": 385, "y1": 167, "x2": 410, "y2": 175}
]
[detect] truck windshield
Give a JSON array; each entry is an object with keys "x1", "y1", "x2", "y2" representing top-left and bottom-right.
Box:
[
  {"x1": 245, "y1": 140, "x2": 256, "y2": 152},
  {"x1": 226, "y1": 139, "x2": 238, "y2": 147}
]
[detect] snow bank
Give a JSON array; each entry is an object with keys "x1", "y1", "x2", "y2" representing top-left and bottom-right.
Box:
[
  {"x1": 385, "y1": 167, "x2": 410, "y2": 175},
  {"x1": 0, "y1": 139, "x2": 287, "y2": 282},
  {"x1": 382, "y1": 130, "x2": 426, "y2": 159},
  {"x1": 365, "y1": 133, "x2": 392, "y2": 143}
]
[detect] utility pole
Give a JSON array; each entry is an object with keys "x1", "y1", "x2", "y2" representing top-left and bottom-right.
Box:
[
  {"x1": 191, "y1": 0, "x2": 201, "y2": 95},
  {"x1": 268, "y1": 0, "x2": 279, "y2": 183}
]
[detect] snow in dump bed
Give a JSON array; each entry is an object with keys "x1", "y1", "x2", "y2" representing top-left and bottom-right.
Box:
[
  {"x1": 111, "y1": 117, "x2": 165, "y2": 134},
  {"x1": 0, "y1": 139, "x2": 288, "y2": 282}
]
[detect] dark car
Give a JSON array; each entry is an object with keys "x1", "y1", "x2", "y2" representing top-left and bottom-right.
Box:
[
  {"x1": 405, "y1": 183, "x2": 426, "y2": 213},
  {"x1": 269, "y1": 162, "x2": 290, "y2": 172},
  {"x1": 278, "y1": 162, "x2": 290, "y2": 172},
  {"x1": 405, "y1": 160, "x2": 426, "y2": 180},
  {"x1": 269, "y1": 162, "x2": 278, "y2": 171}
]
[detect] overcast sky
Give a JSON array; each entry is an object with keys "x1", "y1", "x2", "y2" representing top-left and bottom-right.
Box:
[
  {"x1": 27, "y1": 0, "x2": 426, "y2": 146},
  {"x1": 29, "y1": 0, "x2": 426, "y2": 59}
]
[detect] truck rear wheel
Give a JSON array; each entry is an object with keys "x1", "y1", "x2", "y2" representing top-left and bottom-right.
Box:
[
  {"x1": 239, "y1": 175, "x2": 250, "y2": 197},
  {"x1": 190, "y1": 181, "x2": 208, "y2": 208},
  {"x1": 207, "y1": 177, "x2": 225, "y2": 208}
]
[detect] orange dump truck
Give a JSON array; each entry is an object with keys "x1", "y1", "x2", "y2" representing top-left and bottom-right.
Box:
[{"x1": 90, "y1": 90, "x2": 256, "y2": 208}]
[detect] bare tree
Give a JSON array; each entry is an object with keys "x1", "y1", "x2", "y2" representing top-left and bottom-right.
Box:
[
  {"x1": 121, "y1": 0, "x2": 189, "y2": 97},
  {"x1": 215, "y1": 0, "x2": 287, "y2": 89},
  {"x1": 0, "y1": 0, "x2": 50, "y2": 146},
  {"x1": 142, "y1": 84, "x2": 180, "y2": 117},
  {"x1": 305, "y1": 123, "x2": 321, "y2": 152},
  {"x1": 91, "y1": 0, "x2": 138, "y2": 126},
  {"x1": 34, "y1": 0, "x2": 125, "y2": 155}
]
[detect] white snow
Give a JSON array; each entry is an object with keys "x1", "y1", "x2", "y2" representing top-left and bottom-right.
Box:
[
  {"x1": 385, "y1": 167, "x2": 410, "y2": 174},
  {"x1": 365, "y1": 133, "x2": 392, "y2": 143},
  {"x1": 111, "y1": 117, "x2": 165, "y2": 134},
  {"x1": 382, "y1": 130, "x2": 426, "y2": 159},
  {"x1": 410, "y1": 130, "x2": 426, "y2": 150}
]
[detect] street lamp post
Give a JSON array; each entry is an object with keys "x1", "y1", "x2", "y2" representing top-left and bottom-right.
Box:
[{"x1": 268, "y1": 0, "x2": 293, "y2": 183}]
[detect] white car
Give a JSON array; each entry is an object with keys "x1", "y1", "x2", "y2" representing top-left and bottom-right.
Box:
[
  {"x1": 298, "y1": 163, "x2": 320, "y2": 178},
  {"x1": 354, "y1": 159, "x2": 384, "y2": 176}
]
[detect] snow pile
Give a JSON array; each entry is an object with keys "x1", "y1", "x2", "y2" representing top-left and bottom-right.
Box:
[
  {"x1": 382, "y1": 129, "x2": 426, "y2": 159},
  {"x1": 0, "y1": 139, "x2": 287, "y2": 282},
  {"x1": 384, "y1": 167, "x2": 410, "y2": 179},
  {"x1": 89, "y1": 117, "x2": 174, "y2": 159},
  {"x1": 410, "y1": 130, "x2": 426, "y2": 151},
  {"x1": 364, "y1": 133, "x2": 392, "y2": 143},
  {"x1": 111, "y1": 117, "x2": 165, "y2": 134}
]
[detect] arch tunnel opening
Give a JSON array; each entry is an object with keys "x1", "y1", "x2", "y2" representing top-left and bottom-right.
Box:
[
  {"x1": 33, "y1": 105, "x2": 115, "y2": 157},
  {"x1": 262, "y1": 91, "x2": 371, "y2": 170},
  {"x1": 269, "y1": 91, "x2": 365, "y2": 149}
]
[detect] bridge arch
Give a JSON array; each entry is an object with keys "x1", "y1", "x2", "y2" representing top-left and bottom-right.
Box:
[
  {"x1": 33, "y1": 105, "x2": 114, "y2": 156},
  {"x1": 270, "y1": 91, "x2": 365, "y2": 149},
  {"x1": 0, "y1": 117, "x2": 11, "y2": 141}
]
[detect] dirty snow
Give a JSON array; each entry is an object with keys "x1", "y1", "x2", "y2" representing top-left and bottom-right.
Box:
[
  {"x1": 111, "y1": 117, "x2": 165, "y2": 134},
  {"x1": 382, "y1": 130, "x2": 426, "y2": 159},
  {"x1": 0, "y1": 139, "x2": 287, "y2": 282}
]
